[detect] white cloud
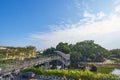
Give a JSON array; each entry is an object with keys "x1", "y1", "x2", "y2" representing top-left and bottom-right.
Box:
[
  {"x1": 83, "y1": 11, "x2": 105, "y2": 22},
  {"x1": 30, "y1": 11, "x2": 120, "y2": 50},
  {"x1": 97, "y1": 11, "x2": 105, "y2": 19},
  {"x1": 30, "y1": 4, "x2": 120, "y2": 50},
  {"x1": 115, "y1": 5, "x2": 120, "y2": 13},
  {"x1": 83, "y1": 11, "x2": 96, "y2": 19}
]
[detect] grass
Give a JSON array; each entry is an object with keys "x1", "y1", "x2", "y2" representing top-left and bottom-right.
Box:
[{"x1": 97, "y1": 67, "x2": 113, "y2": 74}]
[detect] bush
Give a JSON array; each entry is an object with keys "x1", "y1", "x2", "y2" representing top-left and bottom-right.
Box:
[{"x1": 21, "y1": 68, "x2": 120, "y2": 80}]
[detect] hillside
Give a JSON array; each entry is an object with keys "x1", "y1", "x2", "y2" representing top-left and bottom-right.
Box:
[
  {"x1": 0, "y1": 46, "x2": 36, "y2": 60},
  {"x1": 43, "y1": 40, "x2": 111, "y2": 67}
]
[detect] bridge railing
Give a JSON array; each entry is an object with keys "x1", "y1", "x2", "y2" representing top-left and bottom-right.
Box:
[
  {"x1": 0, "y1": 52, "x2": 70, "y2": 75},
  {"x1": 54, "y1": 51, "x2": 70, "y2": 66},
  {"x1": 0, "y1": 55, "x2": 58, "y2": 75}
]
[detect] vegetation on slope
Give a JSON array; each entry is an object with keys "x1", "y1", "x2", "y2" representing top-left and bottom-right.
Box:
[
  {"x1": 0, "y1": 46, "x2": 36, "y2": 60},
  {"x1": 43, "y1": 40, "x2": 111, "y2": 67}
]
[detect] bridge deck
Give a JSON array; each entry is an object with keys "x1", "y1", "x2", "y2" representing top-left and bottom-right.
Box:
[{"x1": 0, "y1": 51, "x2": 70, "y2": 76}]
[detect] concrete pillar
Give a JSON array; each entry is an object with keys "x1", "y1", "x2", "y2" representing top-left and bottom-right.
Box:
[
  {"x1": 0, "y1": 76, "x2": 3, "y2": 80},
  {"x1": 62, "y1": 63, "x2": 65, "y2": 69},
  {"x1": 8, "y1": 75, "x2": 11, "y2": 80},
  {"x1": 44, "y1": 62, "x2": 49, "y2": 69},
  {"x1": 4, "y1": 75, "x2": 9, "y2": 80}
]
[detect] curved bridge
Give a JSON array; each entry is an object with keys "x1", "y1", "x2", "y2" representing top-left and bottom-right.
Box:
[{"x1": 0, "y1": 51, "x2": 70, "y2": 80}]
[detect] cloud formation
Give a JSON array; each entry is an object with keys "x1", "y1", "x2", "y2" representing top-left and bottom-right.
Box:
[
  {"x1": 30, "y1": 5, "x2": 120, "y2": 50},
  {"x1": 115, "y1": 5, "x2": 120, "y2": 12}
]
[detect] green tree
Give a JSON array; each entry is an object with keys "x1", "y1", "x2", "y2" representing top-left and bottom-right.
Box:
[
  {"x1": 43, "y1": 47, "x2": 56, "y2": 55},
  {"x1": 70, "y1": 51, "x2": 82, "y2": 67},
  {"x1": 43, "y1": 40, "x2": 111, "y2": 68},
  {"x1": 71, "y1": 40, "x2": 110, "y2": 62},
  {"x1": 56, "y1": 42, "x2": 70, "y2": 54}
]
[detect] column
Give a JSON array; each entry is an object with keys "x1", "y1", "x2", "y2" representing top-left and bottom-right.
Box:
[{"x1": 44, "y1": 62, "x2": 49, "y2": 69}]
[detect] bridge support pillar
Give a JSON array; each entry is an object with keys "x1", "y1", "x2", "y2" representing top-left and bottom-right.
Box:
[
  {"x1": 44, "y1": 62, "x2": 50, "y2": 69},
  {"x1": 8, "y1": 75, "x2": 11, "y2": 80},
  {"x1": 0, "y1": 76, "x2": 3, "y2": 80},
  {"x1": 62, "y1": 63, "x2": 65, "y2": 69},
  {"x1": 0, "y1": 74, "x2": 13, "y2": 80}
]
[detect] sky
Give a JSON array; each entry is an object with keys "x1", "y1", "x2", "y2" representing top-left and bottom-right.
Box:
[{"x1": 0, "y1": 0, "x2": 120, "y2": 50}]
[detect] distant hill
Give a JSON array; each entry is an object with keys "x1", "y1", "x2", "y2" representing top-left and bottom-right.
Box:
[{"x1": 0, "y1": 46, "x2": 36, "y2": 60}]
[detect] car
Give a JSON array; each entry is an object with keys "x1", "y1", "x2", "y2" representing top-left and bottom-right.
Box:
[{"x1": 21, "y1": 72, "x2": 35, "y2": 79}]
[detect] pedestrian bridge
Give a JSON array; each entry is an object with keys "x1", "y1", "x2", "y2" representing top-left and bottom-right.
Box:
[{"x1": 0, "y1": 51, "x2": 70, "y2": 80}]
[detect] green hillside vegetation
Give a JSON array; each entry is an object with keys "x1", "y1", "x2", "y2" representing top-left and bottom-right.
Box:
[
  {"x1": 43, "y1": 40, "x2": 111, "y2": 67},
  {"x1": 0, "y1": 46, "x2": 36, "y2": 60}
]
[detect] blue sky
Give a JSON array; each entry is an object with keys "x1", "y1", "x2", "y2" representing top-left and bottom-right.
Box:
[{"x1": 1, "y1": 0, "x2": 120, "y2": 50}]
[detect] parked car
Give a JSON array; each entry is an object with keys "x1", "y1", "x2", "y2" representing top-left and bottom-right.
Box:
[{"x1": 21, "y1": 72, "x2": 35, "y2": 79}]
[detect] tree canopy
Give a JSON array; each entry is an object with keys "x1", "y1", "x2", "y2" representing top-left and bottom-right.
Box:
[
  {"x1": 56, "y1": 42, "x2": 70, "y2": 54},
  {"x1": 43, "y1": 40, "x2": 111, "y2": 67}
]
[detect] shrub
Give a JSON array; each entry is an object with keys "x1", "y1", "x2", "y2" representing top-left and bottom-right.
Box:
[{"x1": 21, "y1": 68, "x2": 120, "y2": 80}]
